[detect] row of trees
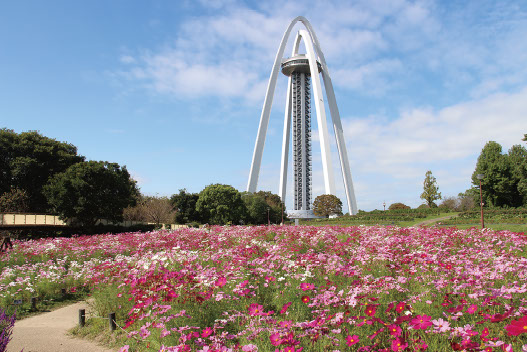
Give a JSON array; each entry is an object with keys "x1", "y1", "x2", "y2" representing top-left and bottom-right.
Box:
[
  {"x1": 416, "y1": 135, "x2": 527, "y2": 211},
  {"x1": 1, "y1": 129, "x2": 138, "y2": 226},
  {"x1": 167, "y1": 186, "x2": 286, "y2": 225}
]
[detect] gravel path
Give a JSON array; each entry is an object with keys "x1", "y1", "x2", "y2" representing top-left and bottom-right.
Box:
[{"x1": 7, "y1": 301, "x2": 116, "y2": 352}]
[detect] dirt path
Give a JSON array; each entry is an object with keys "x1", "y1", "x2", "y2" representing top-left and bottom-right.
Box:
[
  {"x1": 7, "y1": 301, "x2": 116, "y2": 352},
  {"x1": 414, "y1": 214, "x2": 458, "y2": 227}
]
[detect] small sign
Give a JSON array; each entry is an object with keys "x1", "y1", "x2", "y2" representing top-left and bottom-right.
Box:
[{"x1": 13, "y1": 299, "x2": 23, "y2": 305}]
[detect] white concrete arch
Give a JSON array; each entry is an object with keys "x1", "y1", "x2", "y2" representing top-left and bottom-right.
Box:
[{"x1": 247, "y1": 16, "x2": 358, "y2": 215}]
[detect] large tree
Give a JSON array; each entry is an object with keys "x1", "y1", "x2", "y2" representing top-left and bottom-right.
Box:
[
  {"x1": 170, "y1": 189, "x2": 200, "y2": 224},
  {"x1": 255, "y1": 190, "x2": 286, "y2": 224},
  {"x1": 0, "y1": 129, "x2": 84, "y2": 212},
  {"x1": 241, "y1": 192, "x2": 269, "y2": 224},
  {"x1": 43, "y1": 161, "x2": 138, "y2": 226},
  {"x1": 124, "y1": 195, "x2": 176, "y2": 225},
  {"x1": 471, "y1": 141, "x2": 518, "y2": 207},
  {"x1": 313, "y1": 194, "x2": 343, "y2": 218},
  {"x1": 196, "y1": 184, "x2": 247, "y2": 225},
  {"x1": 420, "y1": 170, "x2": 442, "y2": 207}
]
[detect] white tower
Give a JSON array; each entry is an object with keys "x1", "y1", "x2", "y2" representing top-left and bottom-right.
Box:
[{"x1": 247, "y1": 16, "x2": 358, "y2": 217}]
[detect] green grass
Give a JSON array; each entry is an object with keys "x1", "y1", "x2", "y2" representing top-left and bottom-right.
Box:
[
  {"x1": 438, "y1": 223, "x2": 527, "y2": 233},
  {"x1": 302, "y1": 212, "x2": 458, "y2": 227}
]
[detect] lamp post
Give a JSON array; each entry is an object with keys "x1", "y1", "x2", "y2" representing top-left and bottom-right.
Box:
[
  {"x1": 477, "y1": 174, "x2": 485, "y2": 229},
  {"x1": 383, "y1": 202, "x2": 386, "y2": 211}
]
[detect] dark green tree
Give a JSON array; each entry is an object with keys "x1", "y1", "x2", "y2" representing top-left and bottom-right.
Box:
[
  {"x1": 170, "y1": 189, "x2": 200, "y2": 224},
  {"x1": 241, "y1": 192, "x2": 269, "y2": 224},
  {"x1": 0, "y1": 129, "x2": 84, "y2": 212},
  {"x1": 0, "y1": 189, "x2": 30, "y2": 212},
  {"x1": 508, "y1": 144, "x2": 527, "y2": 205},
  {"x1": 43, "y1": 161, "x2": 138, "y2": 226},
  {"x1": 255, "y1": 190, "x2": 286, "y2": 224},
  {"x1": 313, "y1": 194, "x2": 343, "y2": 218},
  {"x1": 472, "y1": 141, "x2": 517, "y2": 207},
  {"x1": 420, "y1": 170, "x2": 442, "y2": 207},
  {"x1": 196, "y1": 184, "x2": 247, "y2": 225}
]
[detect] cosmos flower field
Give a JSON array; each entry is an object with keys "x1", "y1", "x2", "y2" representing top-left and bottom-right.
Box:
[{"x1": 1, "y1": 225, "x2": 527, "y2": 351}]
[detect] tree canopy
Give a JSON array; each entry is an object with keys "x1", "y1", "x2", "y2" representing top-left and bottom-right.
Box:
[
  {"x1": 313, "y1": 194, "x2": 343, "y2": 218},
  {"x1": 420, "y1": 170, "x2": 442, "y2": 207},
  {"x1": 196, "y1": 184, "x2": 247, "y2": 225},
  {"x1": 170, "y1": 189, "x2": 201, "y2": 224},
  {"x1": 0, "y1": 129, "x2": 84, "y2": 212},
  {"x1": 43, "y1": 161, "x2": 138, "y2": 226},
  {"x1": 471, "y1": 141, "x2": 527, "y2": 207}
]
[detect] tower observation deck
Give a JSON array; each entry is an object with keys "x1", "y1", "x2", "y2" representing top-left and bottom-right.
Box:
[{"x1": 281, "y1": 55, "x2": 322, "y2": 217}]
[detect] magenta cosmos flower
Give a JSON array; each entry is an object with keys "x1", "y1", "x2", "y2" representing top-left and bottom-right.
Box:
[
  {"x1": 280, "y1": 302, "x2": 292, "y2": 314},
  {"x1": 300, "y1": 282, "x2": 314, "y2": 291},
  {"x1": 391, "y1": 337, "x2": 408, "y2": 351},
  {"x1": 201, "y1": 327, "x2": 213, "y2": 338},
  {"x1": 388, "y1": 324, "x2": 402, "y2": 337},
  {"x1": 410, "y1": 314, "x2": 432, "y2": 330},
  {"x1": 505, "y1": 315, "x2": 527, "y2": 336},
  {"x1": 248, "y1": 303, "x2": 264, "y2": 316},
  {"x1": 346, "y1": 335, "x2": 359, "y2": 346},
  {"x1": 270, "y1": 332, "x2": 282, "y2": 346}
]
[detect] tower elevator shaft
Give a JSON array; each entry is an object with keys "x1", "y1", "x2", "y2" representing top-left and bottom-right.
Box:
[{"x1": 291, "y1": 72, "x2": 312, "y2": 211}]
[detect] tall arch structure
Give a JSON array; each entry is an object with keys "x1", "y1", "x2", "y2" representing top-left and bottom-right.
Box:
[{"x1": 247, "y1": 16, "x2": 358, "y2": 216}]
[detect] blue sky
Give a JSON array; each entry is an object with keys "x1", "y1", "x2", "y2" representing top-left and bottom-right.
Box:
[{"x1": 1, "y1": 0, "x2": 526, "y2": 213}]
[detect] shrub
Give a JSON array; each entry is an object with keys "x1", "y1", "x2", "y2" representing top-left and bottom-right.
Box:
[{"x1": 388, "y1": 202, "x2": 410, "y2": 210}]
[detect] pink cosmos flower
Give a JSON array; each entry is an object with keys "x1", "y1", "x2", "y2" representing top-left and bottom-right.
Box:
[
  {"x1": 215, "y1": 277, "x2": 226, "y2": 287},
  {"x1": 346, "y1": 335, "x2": 359, "y2": 346},
  {"x1": 282, "y1": 346, "x2": 303, "y2": 352},
  {"x1": 396, "y1": 302, "x2": 405, "y2": 313},
  {"x1": 466, "y1": 304, "x2": 478, "y2": 314},
  {"x1": 241, "y1": 344, "x2": 258, "y2": 352},
  {"x1": 139, "y1": 325, "x2": 151, "y2": 339},
  {"x1": 301, "y1": 296, "x2": 310, "y2": 303},
  {"x1": 118, "y1": 346, "x2": 129, "y2": 352},
  {"x1": 248, "y1": 303, "x2": 264, "y2": 316},
  {"x1": 280, "y1": 302, "x2": 292, "y2": 314},
  {"x1": 270, "y1": 332, "x2": 282, "y2": 346},
  {"x1": 300, "y1": 282, "x2": 314, "y2": 291},
  {"x1": 201, "y1": 327, "x2": 213, "y2": 338},
  {"x1": 432, "y1": 318, "x2": 450, "y2": 333},
  {"x1": 505, "y1": 314, "x2": 527, "y2": 336},
  {"x1": 388, "y1": 324, "x2": 402, "y2": 337},
  {"x1": 392, "y1": 337, "x2": 408, "y2": 351},
  {"x1": 411, "y1": 314, "x2": 432, "y2": 330},
  {"x1": 279, "y1": 320, "x2": 293, "y2": 328}
]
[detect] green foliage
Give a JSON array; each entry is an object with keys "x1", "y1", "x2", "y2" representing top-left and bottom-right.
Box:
[
  {"x1": 0, "y1": 188, "x2": 29, "y2": 212},
  {"x1": 170, "y1": 189, "x2": 200, "y2": 224},
  {"x1": 0, "y1": 129, "x2": 84, "y2": 212},
  {"x1": 43, "y1": 161, "x2": 138, "y2": 226},
  {"x1": 196, "y1": 184, "x2": 247, "y2": 225},
  {"x1": 241, "y1": 192, "x2": 269, "y2": 224},
  {"x1": 254, "y1": 191, "x2": 286, "y2": 224},
  {"x1": 420, "y1": 170, "x2": 442, "y2": 207},
  {"x1": 312, "y1": 194, "x2": 343, "y2": 218},
  {"x1": 471, "y1": 141, "x2": 527, "y2": 207},
  {"x1": 388, "y1": 202, "x2": 410, "y2": 210}
]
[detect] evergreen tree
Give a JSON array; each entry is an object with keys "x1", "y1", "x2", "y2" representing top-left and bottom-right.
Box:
[{"x1": 420, "y1": 170, "x2": 442, "y2": 207}]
